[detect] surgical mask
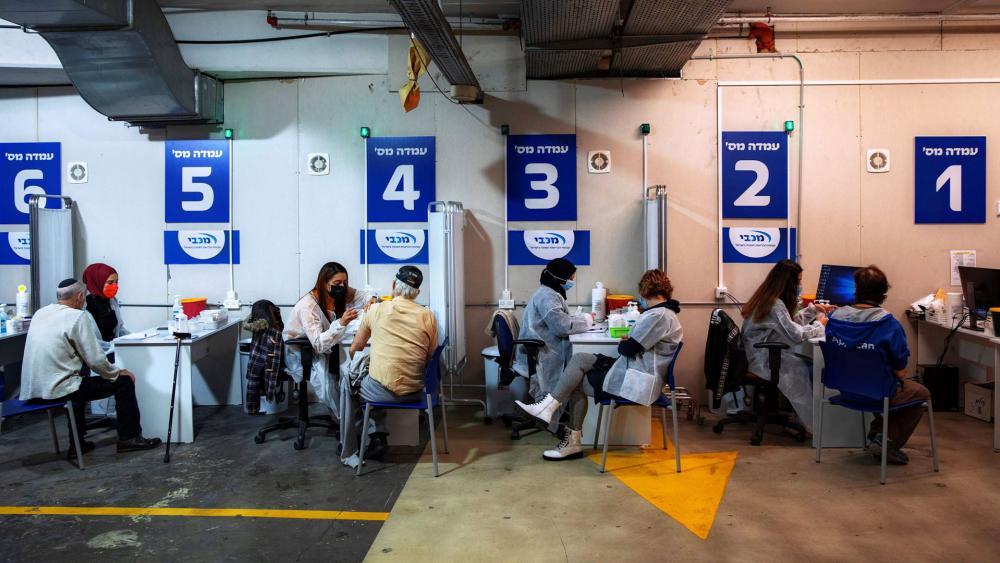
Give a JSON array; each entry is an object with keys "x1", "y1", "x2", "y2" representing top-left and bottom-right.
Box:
[
  {"x1": 103, "y1": 284, "x2": 118, "y2": 300},
  {"x1": 562, "y1": 280, "x2": 575, "y2": 291},
  {"x1": 796, "y1": 286, "x2": 803, "y2": 302},
  {"x1": 328, "y1": 285, "x2": 346, "y2": 300},
  {"x1": 638, "y1": 297, "x2": 649, "y2": 309}
]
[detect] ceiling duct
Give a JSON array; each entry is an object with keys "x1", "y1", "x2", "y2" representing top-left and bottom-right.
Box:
[
  {"x1": 0, "y1": 0, "x2": 223, "y2": 126},
  {"x1": 522, "y1": 0, "x2": 732, "y2": 79},
  {"x1": 387, "y1": 0, "x2": 483, "y2": 103}
]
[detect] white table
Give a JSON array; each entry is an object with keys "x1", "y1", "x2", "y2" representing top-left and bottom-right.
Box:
[
  {"x1": 803, "y1": 339, "x2": 871, "y2": 448},
  {"x1": 916, "y1": 319, "x2": 1000, "y2": 452},
  {"x1": 569, "y1": 330, "x2": 652, "y2": 446},
  {"x1": 114, "y1": 319, "x2": 243, "y2": 443}
]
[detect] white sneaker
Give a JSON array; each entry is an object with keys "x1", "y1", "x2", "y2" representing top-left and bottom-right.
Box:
[
  {"x1": 514, "y1": 393, "x2": 561, "y2": 424},
  {"x1": 543, "y1": 429, "x2": 583, "y2": 461}
]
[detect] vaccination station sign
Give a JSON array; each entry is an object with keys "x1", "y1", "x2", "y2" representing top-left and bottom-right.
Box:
[
  {"x1": 0, "y1": 142, "x2": 62, "y2": 225},
  {"x1": 366, "y1": 136, "x2": 436, "y2": 223},
  {"x1": 914, "y1": 136, "x2": 986, "y2": 224},
  {"x1": 723, "y1": 227, "x2": 796, "y2": 263},
  {"x1": 722, "y1": 132, "x2": 788, "y2": 219},
  {"x1": 164, "y1": 230, "x2": 240, "y2": 265},
  {"x1": 506, "y1": 134, "x2": 577, "y2": 221},
  {"x1": 0, "y1": 231, "x2": 30, "y2": 265},
  {"x1": 360, "y1": 229, "x2": 429, "y2": 264},
  {"x1": 508, "y1": 230, "x2": 591, "y2": 265}
]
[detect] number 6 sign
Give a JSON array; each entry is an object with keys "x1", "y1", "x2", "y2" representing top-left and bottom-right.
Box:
[
  {"x1": 0, "y1": 142, "x2": 62, "y2": 224},
  {"x1": 507, "y1": 134, "x2": 577, "y2": 221},
  {"x1": 366, "y1": 136, "x2": 436, "y2": 223},
  {"x1": 722, "y1": 131, "x2": 788, "y2": 219}
]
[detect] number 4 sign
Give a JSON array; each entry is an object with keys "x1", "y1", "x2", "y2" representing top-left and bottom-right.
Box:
[
  {"x1": 366, "y1": 136, "x2": 436, "y2": 223},
  {"x1": 722, "y1": 132, "x2": 788, "y2": 219},
  {"x1": 914, "y1": 136, "x2": 986, "y2": 224}
]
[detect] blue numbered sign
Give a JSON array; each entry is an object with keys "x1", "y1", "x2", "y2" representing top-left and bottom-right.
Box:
[
  {"x1": 165, "y1": 140, "x2": 230, "y2": 223},
  {"x1": 914, "y1": 136, "x2": 986, "y2": 224},
  {"x1": 507, "y1": 134, "x2": 577, "y2": 221},
  {"x1": 0, "y1": 142, "x2": 61, "y2": 224},
  {"x1": 722, "y1": 132, "x2": 788, "y2": 219},
  {"x1": 366, "y1": 136, "x2": 436, "y2": 222}
]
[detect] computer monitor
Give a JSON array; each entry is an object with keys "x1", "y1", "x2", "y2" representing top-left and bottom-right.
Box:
[
  {"x1": 958, "y1": 266, "x2": 1000, "y2": 330},
  {"x1": 816, "y1": 264, "x2": 862, "y2": 307}
]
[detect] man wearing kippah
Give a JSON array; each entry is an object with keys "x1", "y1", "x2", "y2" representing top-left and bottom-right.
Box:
[
  {"x1": 20, "y1": 279, "x2": 161, "y2": 458},
  {"x1": 339, "y1": 266, "x2": 438, "y2": 467}
]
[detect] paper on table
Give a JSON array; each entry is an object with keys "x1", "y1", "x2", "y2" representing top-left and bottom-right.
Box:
[
  {"x1": 950, "y1": 250, "x2": 976, "y2": 286},
  {"x1": 118, "y1": 328, "x2": 159, "y2": 340}
]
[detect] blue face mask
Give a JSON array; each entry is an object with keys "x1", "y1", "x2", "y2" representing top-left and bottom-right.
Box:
[
  {"x1": 562, "y1": 280, "x2": 575, "y2": 291},
  {"x1": 638, "y1": 297, "x2": 649, "y2": 309}
]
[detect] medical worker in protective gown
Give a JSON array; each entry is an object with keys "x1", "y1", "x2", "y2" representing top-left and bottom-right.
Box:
[
  {"x1": 514, "y1": 258, "x2": 594, "y2": 407},
  {"x1": 740, "y1": 259, "x2": 834, "y2": 432},
  {"x1": 285, "y1": 262, "x2": 372, "y2": 418},
  {"x1": 516, "y1": 269, "x2": 682, "y2": 460}
]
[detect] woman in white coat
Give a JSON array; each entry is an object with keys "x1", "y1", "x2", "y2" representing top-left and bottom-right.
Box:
[
  {"x1": 284, "y1": 262, "x2": 372, "y2": 416},
  {"x1": 740, "y1": 259, "x2": 834, "y2": 432}
]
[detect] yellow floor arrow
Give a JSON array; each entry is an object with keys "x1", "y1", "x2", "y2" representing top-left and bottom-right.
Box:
[{"x1": 587, "y1": 420, "x2": 737, "y2": 540}]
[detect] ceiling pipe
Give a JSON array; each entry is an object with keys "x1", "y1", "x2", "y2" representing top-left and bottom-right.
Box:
[
  {"x1": 718, "y1": 13, "x2": 1000, "y2": 25},
  {"x1": 266, "y1": 12, "x2": 513, "y2": 32}
]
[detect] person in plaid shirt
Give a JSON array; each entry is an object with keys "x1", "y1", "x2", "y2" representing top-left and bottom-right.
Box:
[{"x1": 245, "y1": 300, "x2": 284, "y2": 415}]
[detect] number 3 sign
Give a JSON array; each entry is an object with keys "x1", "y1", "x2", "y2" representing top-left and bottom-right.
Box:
[
  {"x1": 366, "y1": 136, "x2": 436, "y2": 222},
  {"x1": 914, "y1": 136, "x2": 986, "y2": 224},
  {"x1": 722, "y1": 131, "x2": 788, "y2": 219},
  {"x1": 507, "y1": 134, "x2": 577, "y2": 221}
]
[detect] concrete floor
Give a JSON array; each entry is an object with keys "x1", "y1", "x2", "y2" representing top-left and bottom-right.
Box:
[
  {"x1": 0, "y1": 406, "x2": 419, "y2": 562},
  {"x1": 2, "y1": 404, "x2": 999, "y2": 562}
]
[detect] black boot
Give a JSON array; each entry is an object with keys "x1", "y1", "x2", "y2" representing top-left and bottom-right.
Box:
[{"x1": 365, "y1": 433, "x2": 389, "y2": 460}]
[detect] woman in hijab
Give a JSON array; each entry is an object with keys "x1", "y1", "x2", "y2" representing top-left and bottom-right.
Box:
[
  {"x1": 515, "y1": 258, "x2": 594, "y2": 403},
  {"x1": 82, "y1": 263, "x2": 128, "y2": 346}
]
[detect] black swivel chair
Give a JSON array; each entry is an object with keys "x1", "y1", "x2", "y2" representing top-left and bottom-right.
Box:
[
  {"x1": 491, "y1": 316, "x2": 544, "y2": 440},
  {"x1": 712, "y1": 342, "x2": 807, "y2": 446},
  {"x1": 254, "y1": 336, "x2": 338, "y2": 450}
]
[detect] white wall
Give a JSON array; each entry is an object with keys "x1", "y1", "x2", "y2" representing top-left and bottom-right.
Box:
[{"x1": 3, "y1": 27, "x2": 1000, "y2": 394}]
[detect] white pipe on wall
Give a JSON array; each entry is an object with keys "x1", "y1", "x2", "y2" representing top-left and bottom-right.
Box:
[{"x1": 718, "y1": 13, "x2": 1000, "y2": 25}]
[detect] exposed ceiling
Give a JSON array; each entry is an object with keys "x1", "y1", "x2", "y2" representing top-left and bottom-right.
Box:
[
  {"x1": 159, "y1": 0, "x2": 521, "y2": 17},
  {"x1": 726, "y1": 0, "x2": 1000, "y2": 15}
]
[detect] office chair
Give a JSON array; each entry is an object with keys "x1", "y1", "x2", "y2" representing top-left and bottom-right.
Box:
[
  {"x1": 254, "y1": 336, "x2": 337, "y2": 450},
  {"x1": 491, "y1": 315, "x2": 544, "y2": 440},
  {"x1": 817, "y1": 320, "x2": 939, "y2": 485},
  {"x1": 2, "y1": 388, "x2": 85, "y2": 469},
  {"x1": 594, "y1": 342, "x2": 687, "y2": 474},
  {"x1": 357, "y1": 342, "x2": 449, "y2": 477},
  {"x1": 712, "y1": 341, "x2": 807, "y2": 446}
]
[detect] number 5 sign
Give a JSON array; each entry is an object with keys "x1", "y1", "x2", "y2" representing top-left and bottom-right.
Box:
[
  {"x1": 915, "y1": 136, "x2": 986, "y2": 224},
  {"x1": 366, "y1": 136, "x2": 436, "y2": 222},
  {"x1": 0, "y1": 142, "x2": 62, "y2": 224},
  {"x1": 507, "y1": 134, "x2": 577, "y2": 221},
  {"x1": 165, "y1": 140, "x2": 230, "y2": 223},
  {"x1": 722, "y1": 132, "x2": 788, "y2": 219}
]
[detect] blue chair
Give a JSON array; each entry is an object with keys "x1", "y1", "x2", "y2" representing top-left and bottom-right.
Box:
[
  {"x1": 492, "y1": 315, "x2": 544, "y2": 439},
  {"x1": 817, "y1": 324, "x2": 939, "y2": 485},
  {"x1": 595, "y1": 342, "x2": 685, "y2": 474},
  {"x1": 1, "y1": 379, "x2": 85, "y2": 469},
  {"x1": 357, "y1": 342, "x2": 450, "y2": 477}
]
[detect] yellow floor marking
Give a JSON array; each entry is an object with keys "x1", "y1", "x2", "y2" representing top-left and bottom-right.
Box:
[
  {"x1": 587, "y1": 420, "x2": 737, "y2": 540},
  {"x1": 0, "y1": 506, "x2": 389, "y2": 521}
]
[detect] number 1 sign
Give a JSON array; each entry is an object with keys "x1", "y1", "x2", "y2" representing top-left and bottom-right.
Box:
[
  {"x1": 722, "y1": 132, "x2": 788, "y2": 219},
  {"x1": 914, "y1": 136, "x2": 986, "y2": 224},
  {"x1": 366, "y1": 136, "x2": 436, "y2": 222}
]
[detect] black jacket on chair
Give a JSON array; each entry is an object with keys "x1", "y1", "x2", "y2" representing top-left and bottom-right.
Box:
[{"x1": 704, "y1": 309, "x2": 748, "y2": 410}]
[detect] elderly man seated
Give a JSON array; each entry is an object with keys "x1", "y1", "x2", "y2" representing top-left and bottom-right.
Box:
[
  {"x1": 339, "y1": 266, "x2": 437, "y2": 468},
  {"x1": 20, "y1": 278, "x2": 161, "y2": 457}
]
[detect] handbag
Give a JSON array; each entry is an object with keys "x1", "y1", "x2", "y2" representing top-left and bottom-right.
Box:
[{"x1": 612, "y1": 354, "x2": 661, "y2": 406}]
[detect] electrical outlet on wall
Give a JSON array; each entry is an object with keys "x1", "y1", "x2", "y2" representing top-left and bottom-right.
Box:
[{"x1": 715, "y1": 286, "x2": 728, "y2": 299}]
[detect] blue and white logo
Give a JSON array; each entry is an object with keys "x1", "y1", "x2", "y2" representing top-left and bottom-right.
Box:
[
  {"x1": 0, "y1": 142, "x2": 62, "y2": 224},
  {"x1": 0, "y1": 231, "x2": 30, "y2": 265},
  {"x1": 723, "y1": 227, "x2": 795, "y2": 263},
  {"x1": 508, "y1": 230, "x2": 590, "y2": 265},
  {"x1": 165, "y1": 140, "x2": 230, "y2": 223},
  {"x1": 360, "y1": 229, "x2": 429, "y2": 264},
  {"x1": 914, "y1": 136, "x2": 986, "y2": 224},
  {"x1": 164, "y1": 230, "x2": 240, "y2": 265}
]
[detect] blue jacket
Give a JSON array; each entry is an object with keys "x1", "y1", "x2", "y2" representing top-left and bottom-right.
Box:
[{"x1": 825, "y1": 315, "x2": 909, "y2": 372}]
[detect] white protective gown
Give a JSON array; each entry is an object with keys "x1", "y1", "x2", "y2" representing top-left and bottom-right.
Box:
[
  {"x1": 284, "y1": 289, "x2": 370, "y2": 414},
  {"x1": 515, "y1": 285, "x2": 592, "y2": 400},
  {"x1": 602, "y1": 306, "x2": 683, "y2": 396},
  {"x1": 741, "y1": 300, "x2": 824, "y2": 431}
]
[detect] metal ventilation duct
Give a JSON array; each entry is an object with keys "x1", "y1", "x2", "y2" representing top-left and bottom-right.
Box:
[
  {"x1": 387, "y1": 0, "x2": 482, "y2": 102},
  {"x1": 0, "y1": 0, "x2": 223, "y2": 125}
]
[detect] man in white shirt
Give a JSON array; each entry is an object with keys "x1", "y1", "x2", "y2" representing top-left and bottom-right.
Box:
[{"x1": 20, "y1": 278, "x2": 161, "y2": 456}]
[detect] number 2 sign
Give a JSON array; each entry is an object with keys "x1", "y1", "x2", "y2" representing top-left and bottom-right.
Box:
[
  {"x1": 366, "y1": 136, "x2": 436, "y2": 222},
  {"x1": 722, "y1": 131, "x2": 788, "y2": 219},
  {"x1": 507, "y1": 134, "x2": 577, "y2": 221},
  {"x1": 914, "y1": 136, "x2": 986, "y2": 224}
]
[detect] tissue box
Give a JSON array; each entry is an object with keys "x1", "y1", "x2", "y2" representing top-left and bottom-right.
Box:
[{"x1": 965, "y1": 383, "x2": 994, "y2": 422}]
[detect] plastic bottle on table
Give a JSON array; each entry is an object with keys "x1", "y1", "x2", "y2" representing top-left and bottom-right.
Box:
[
  {"x1": 15, "y1": 285, "x2": 29, "y2": 318},
  {"x1": 0, "y1": 304, "x2": 7, "y2": 335},
  {"x1": 625, "y1": 302, "x2": 641, "y2": 330},
  {"x1": 591, "y1": 282, "x2": 607, "y2": 322}
]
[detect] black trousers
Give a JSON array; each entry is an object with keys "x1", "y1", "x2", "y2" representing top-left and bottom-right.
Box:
[{"x1": 60, "y1": 376, "x2": 142, "y2": 441}]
